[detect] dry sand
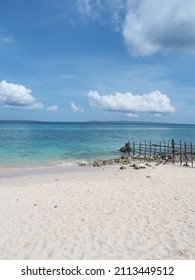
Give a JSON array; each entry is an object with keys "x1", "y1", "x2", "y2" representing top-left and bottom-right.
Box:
[{"x1": 0, "y1": 162, "x2": 195, "y2": 260}]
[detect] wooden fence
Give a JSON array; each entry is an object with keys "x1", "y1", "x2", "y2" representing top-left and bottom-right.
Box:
[{"x1": 123, "y1": 139, "x2": 195, "y2": 167}]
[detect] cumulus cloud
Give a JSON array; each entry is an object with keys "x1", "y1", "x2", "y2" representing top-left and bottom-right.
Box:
[
  {"x1": 77, "y1": 0, "x2": 195, "y2": 56},
  {"x1": 123, "y1": 0, "x2": 195, "y2": 56},
  {"x1": 0, "y1": 80, "x2": 43, "y2": 109},
  {"x1": 88, "y1": 90, "x2": 175, "y2": 116},
  {"x1": 70, "y1": 102, "x2": 84, "y2": 113},
  {"x1": 46, "y1": 105, "x2": 63, "y2": 112}
]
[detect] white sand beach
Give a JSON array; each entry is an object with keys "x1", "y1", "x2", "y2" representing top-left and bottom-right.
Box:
[{"x1": 0, "y1": 162, "x2": 195, "y2": 260}]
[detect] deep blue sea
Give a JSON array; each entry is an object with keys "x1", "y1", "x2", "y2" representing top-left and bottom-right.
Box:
[{"x1": 0, "y1": 121, "x2": 195, "y2": 167}]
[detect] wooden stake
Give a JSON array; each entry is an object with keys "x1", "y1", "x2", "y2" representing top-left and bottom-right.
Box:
[
  {"x1": 184, "y1": 142, "x2": 187, "y2": 165},
  {"x1": 149, "y1": 140, "x2": 152, "y2": 157},
  {"x1": 159, "y1": 141, "x2": 162, "y2": 159},
  {"x1": 172, "y1": 139, "x2": 175, "y2": 164},
  {"x1": 139, "y1": 142, "x2": 141, "y2": 157},
  {"x1": 190, "y1": 142, "x2": 193, "y2": 167},
  {"x1": 133, "y1": 142, "x2": 135, "y2": 156}
]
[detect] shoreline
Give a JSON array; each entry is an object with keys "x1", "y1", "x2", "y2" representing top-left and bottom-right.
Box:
[
  {"x1": 0, "y1": 161, "x2": 80, "y2": 178},
  {"x1": 0, "y1": 154, "x2": 120, "y2": 172},
  {"x1": 0, "y1": 162, "x2": 195, "y2": 259},
  {"x1": 1, "y1": 154, "x2": 194, "y2": 178}
]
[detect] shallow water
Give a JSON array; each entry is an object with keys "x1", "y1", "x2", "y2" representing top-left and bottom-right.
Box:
[{"x1": 0, "y1": 121, "x2": 195, "y2": 167}]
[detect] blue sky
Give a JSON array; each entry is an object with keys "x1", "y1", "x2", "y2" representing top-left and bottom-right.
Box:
[{"x1": 0, "y1": 0, "x2": 195, "y2": 123}]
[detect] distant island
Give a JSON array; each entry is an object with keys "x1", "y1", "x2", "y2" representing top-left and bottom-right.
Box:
[
  {"x1": 87, "y1": 120, "x2": 166, "y2": 124},
  {"x1": 0, "y1": 120, "x2": 192, "y2": 125}
]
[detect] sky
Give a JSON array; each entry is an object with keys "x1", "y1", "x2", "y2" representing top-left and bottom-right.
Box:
[{"x1": 0, "y1": 0, "x2": 195, "y2": 123}]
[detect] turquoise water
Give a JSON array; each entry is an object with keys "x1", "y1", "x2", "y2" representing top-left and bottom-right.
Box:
[{"x1": 0, "y1": 121, "x2": 195, "y2": 167}]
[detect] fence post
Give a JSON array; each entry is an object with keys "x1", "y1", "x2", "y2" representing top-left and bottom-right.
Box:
[
  {"x1": 184, "y1": 142, "x2": 187, "y2": 165},
  {"x1": 127, "y1": 141, "x2": 130, "y2": 155},
  {"x1": 144, "y1": 141, "x2": 147, "y2": 159},
  {"x1": 190, "y1": 142, "x2": 193, "y2": 167},
  {"x1": 159, "y1": 141, "x2": 162, "y2": 159},
  {"x1": 133, "y1": 142, "x2": 135, "y2": 156},
  {"x1": 172, "y1": 139, "x2": 175, "y2": 164},
  {"x1": 163, "y1": 140, "x2": 166, "y2": 159},
  {"x1": 168, "y1": 140, "x2": 170, "y2": 154},
  {"x1": 179, "y1": 140, "x2": 182, "y2": 165},
  {"x1": 150, "y1": 141, "x2": 152, "y2": 157},
  {"x1": 139, "y1": 142, "x2": 141, "y2": 157}
]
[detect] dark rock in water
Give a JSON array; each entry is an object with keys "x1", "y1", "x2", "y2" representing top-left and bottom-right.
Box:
[
  {"x1": 119, "y1": 142, "x2": 132, "y2": 153},
  {"x1": 120, "y1": 146, "x2": 128, "y2": 153}
]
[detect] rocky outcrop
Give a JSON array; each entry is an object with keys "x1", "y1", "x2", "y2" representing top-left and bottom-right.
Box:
[
  {"x1": 77, "y1": 156, "x2": 150, "y2": 170},
  {"x1": 119, "y1": 143, "x2": 132, "y2": 153}
]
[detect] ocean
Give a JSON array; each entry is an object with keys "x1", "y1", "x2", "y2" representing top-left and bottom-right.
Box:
[{"x1": 0, "y1": 121, "x2": 195, "y2": 168}]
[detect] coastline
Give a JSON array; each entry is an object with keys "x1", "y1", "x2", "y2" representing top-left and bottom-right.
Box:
[
  {"x1": 0, "y1": 160, "x2": 82, "y2": 178},
  {"x1": 0, "y1": 161, "x2": 195, "y2": 260}
]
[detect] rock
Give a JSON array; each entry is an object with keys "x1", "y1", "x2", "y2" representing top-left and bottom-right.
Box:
[
  {"x1": 119, "y1": 142, "x2": 132, "y2": 153},
  {"x1": 119, "y1": 146, "x2": 128, "y2": 153},
  {"x1": 78, "y1": 161, "x2": 88, "y2": 166},
  {"x1": 134, "y1": 165, "x2": 140, "y2": 170},
  {"x1": 140, "y1": 165, "x2": 146, "y2": 169},
  {"x1": 145, "y1": 163, "x2": 151, "y2": 167},
  {"x1": 119, "y1": 166, "x2": 126, "y2": 170},
  {"x1": 107, "y1": 159, "x2": 114, "y2": 165},
  {"x1": 92, "y1": 160, "x2": 104, "y2": 167},
  {"x1": 114, "y1": 158, "x2": 120, "y2": 163},
  {"x1": 79, "y1": 156, "x2": 151, "y2": 169},
  {"x1": 92, "y1": 159, "x2": 115, "y2": 167},
  {"x1": 130, "y1": 163, "x2": 145, "y2": 170}
]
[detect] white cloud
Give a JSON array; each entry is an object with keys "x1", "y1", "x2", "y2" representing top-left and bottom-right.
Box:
[
  {"x1": 77, "y1": 0, "x2": 195, "y2": 56},
  {"x1": 77, "y1": 0, "x2": 92, "y2": 16},
  {"x1": 46, "y1": 105, "x2": 63, "y2": 112},
  {"x1": 126, "y1": 112, "x2": 138, "y2": 118},
  {"x1": 123, "y1": 0, "x2": 195, "y2": 56},
  {"x1": 70, "y1": 102, "x2": 84, "y2": 113},
  {"x1": 88, "y1": 90, "x2": 175, "y2": 116},
  {"x1": 0, "y1": 80, "x2": 43, "y2": 110},
  {"x1": 77, "y1": 0, "x2": 126, "y2": 27}
]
